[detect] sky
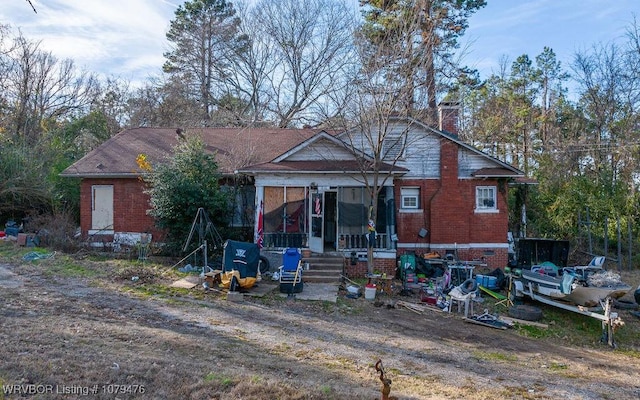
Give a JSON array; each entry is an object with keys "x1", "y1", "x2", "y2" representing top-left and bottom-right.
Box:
[
  {"x1": 461, "y1": 0, "x2": 639, "y2": 78},
  {"x1": 1, "y1": 0, "x2": 639, "y2": 91}
]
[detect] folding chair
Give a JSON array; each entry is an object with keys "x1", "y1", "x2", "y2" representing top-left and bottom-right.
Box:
[
  {"x1": 588, "y1": 256, "x2": 606, "y2": 268},
  {"x1": 279, "y1": 248, "x2": 304, "y2": 294},
  {"x1": 491, "y1": 274, "x2": 514, "y2": 308}
]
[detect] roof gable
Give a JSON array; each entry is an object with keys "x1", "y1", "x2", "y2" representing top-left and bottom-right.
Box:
[
  {"x1": 405, "y1": 117, "x2": 523, "y2": 176},
  {"x1": 334, "y1": 117, "x2": 523, "y2": 178},
  {"x1": 273, "y1": 131, "x2": 359, "y2": 162}
]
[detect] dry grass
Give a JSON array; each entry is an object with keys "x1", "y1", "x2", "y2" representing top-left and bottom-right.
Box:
[{"x1": 1, "y1": 241, "x2": 639, "y2": 399}]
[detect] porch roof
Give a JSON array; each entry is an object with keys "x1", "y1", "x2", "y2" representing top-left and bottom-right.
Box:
[
  {"x1": 471, "y1": 167, "x2": 525, "y2": 179},
  {"x1": 237, "y1": 160, "x2": 409, "y2": 174}
]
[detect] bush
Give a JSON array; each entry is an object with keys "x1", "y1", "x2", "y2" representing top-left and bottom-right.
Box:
[{"x1": 26, "y1": 211, "x2": 82, "y2": 253}]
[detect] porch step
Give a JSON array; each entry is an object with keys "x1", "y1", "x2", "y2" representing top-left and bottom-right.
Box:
[{"x1": 302, "y1": 254, "x2": 344, "y2": 284}]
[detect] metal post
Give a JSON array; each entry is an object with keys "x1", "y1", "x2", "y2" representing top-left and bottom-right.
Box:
[
  {"x1": 204, "y1": 240, "x2": 208, "y2": 273},
  {"x1": 603, "y1": 217, "x2": 608, "y2": 260},
  {"x1": 586, "y1": 207, "x2": 593, "y2": 255},
  {"x1": 617, "y1": 217, "x2": 622, "y2": 271},
  {"x1": 628, "y1": 218, "x2": 632, "y2": 271}
]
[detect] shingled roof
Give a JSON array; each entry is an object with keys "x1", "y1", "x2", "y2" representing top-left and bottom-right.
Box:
[{"x1": 60, "y1": 126, "x2": 322, "y2": 178}]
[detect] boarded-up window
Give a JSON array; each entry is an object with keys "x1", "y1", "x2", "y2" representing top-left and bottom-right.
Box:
[{"x1": 263, "y1": 187, "x2": 307, "y2": 233}]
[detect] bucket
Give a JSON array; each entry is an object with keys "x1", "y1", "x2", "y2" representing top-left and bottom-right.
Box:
[{"x1": 364, "y1": 284, "x2": 376, "y2": 300}]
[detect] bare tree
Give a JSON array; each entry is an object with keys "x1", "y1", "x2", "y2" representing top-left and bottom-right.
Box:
[
  {"x1": 321, "y1": 19, "x2": 441, "y2": 273},
  {"x1": 90, "y1": 76, "x2": 132, "y2": 134},
  {"x1": 219, "y1": 1, "x2": 277, "y2": 125},
  {"x1": 300, "y1": 1, "x2": 483, "y2": 272},
  {"x1": 128, "y1": 75, "x2": 202, "y2": 128},
  {"x1": 250, "y1": 0, "x2": 358, "y2": 128},
  {"x1": 4, "y1": 33, "x2": 98, "y2": 144},
  {"x1": 0, "y1": 24, "x2": 16, "y2": 130}
]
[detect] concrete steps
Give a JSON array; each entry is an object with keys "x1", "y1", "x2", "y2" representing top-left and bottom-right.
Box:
[{"x1": 302, "y1": 254, "x2": 344, "y2": 284}]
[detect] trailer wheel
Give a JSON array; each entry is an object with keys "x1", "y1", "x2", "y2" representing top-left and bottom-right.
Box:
[
  {"x1": 508, "y1": 305, "x2": 543, "y2": 321},
  {"x1": 258, "y1": 256, "x2": 270, "y2": 274},
  {"x1": 613, "y1": 299, "x2": 638, "y2": 310}
]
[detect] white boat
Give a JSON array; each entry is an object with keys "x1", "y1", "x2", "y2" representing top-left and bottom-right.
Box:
[{"x1": 518, "y1": 257, "x2": 632, "y2": 307}]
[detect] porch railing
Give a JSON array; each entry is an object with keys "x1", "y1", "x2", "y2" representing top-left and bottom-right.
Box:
[
  {"x1": 262, "y1": 232, "x2": 390, "y2": 250},
  {"x1": 263, "y1": 233, "x2": 307, "y2": 249},
  {"x1": 339, "y1": 233, "x2": 389, "y2": 250}
]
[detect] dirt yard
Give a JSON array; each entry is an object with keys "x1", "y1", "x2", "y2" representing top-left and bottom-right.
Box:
[{"x1": 1, "y1": 248, "x2": 640, "y2": 400}]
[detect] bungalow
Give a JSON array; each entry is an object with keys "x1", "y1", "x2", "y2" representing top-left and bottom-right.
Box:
[{"x1": 61, "y1": 105, "x2": 524, "y2": 274}]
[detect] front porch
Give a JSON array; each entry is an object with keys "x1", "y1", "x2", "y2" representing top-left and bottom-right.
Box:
[
  {"x1": 262, "y1": 232, "x2": 391, "y2": 251},
  {"x1": 258, "y1": 184, "x2": 396, "y2": 254}
]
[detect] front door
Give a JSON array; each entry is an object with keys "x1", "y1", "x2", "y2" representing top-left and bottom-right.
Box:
[
  {"x1": 308, "y1": 191, "x2": 324, "y2": 253},
  {"x1": 91, "y1": 185, "x2": 114, "y2": 231},
  {"x1": 323, "y1": 191, "x2": 337, "y2": 250}
]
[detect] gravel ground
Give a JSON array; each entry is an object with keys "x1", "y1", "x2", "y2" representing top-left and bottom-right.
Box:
[{"x1": 1, "y1": 259, "x2": 639, "y2": 400}]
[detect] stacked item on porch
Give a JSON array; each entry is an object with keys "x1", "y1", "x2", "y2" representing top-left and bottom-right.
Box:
[{"x1": 279, "y1": 247, "x2": 304, "y2": 294}]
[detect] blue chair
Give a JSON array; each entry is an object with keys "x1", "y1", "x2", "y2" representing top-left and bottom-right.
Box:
[{"x1": 279, "y1": 248, "x2": 303, "y2": 294}]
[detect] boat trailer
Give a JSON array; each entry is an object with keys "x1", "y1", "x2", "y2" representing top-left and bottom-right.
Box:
[{"x1": 515, "y1": 281, "x2": 624, "y2": 348}]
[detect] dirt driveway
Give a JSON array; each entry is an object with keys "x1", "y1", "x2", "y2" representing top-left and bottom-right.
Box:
[{"x1": 1, "y1": 256, "x2": 639, "y2": 400}]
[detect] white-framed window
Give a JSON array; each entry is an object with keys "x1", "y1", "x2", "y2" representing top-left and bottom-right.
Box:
[
  {"x1": 476, "y1": 186, "x2": 497, "y2": 211},
  {"x1": 401, "y1": 187, "x2": 420, "y2": 209}
]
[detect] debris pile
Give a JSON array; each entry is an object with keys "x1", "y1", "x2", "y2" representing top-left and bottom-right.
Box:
[{"x1": 587, "y1": 270, "x2": 625, "y2": 287}]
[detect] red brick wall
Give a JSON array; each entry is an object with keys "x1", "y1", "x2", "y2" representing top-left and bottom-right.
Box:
[
  {"x1": 438, "y1": 104, "x2": 459, "y2": 134},
  {"x1": 81, "y1": 178, "x2": 163, "y2": 240},
  {"x1": 344, "y1": 258, "x2": 397, "y2": 279},
  {"x1": 392, "y1": 139, "x2": 511, "y2": 269},
  {"x1": 394, "y1": 179, "x2": 435, "y2": 245}
]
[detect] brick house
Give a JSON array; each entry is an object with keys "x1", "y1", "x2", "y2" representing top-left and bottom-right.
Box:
[{"x1": 61, "y1": 107, "x2": 524, "y2": 273}]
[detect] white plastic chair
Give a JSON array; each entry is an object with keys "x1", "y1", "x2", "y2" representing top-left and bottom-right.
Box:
[{"x1": 448, "y1": 285, "x2": 476, "y2": 318}]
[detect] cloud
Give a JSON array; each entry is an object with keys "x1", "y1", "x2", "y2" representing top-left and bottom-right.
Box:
[{"x1": 2, "y1": 0, "x2": 178, "y2": 83}]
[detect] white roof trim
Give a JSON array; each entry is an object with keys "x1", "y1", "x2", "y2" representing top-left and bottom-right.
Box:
[{"x1": 272, "y1": 130, "x2": 372, "y2": 163}]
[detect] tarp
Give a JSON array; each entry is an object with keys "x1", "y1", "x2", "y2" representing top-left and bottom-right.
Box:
[{"x1": 220, "y1": 240, "x2": 260, "y2": 289}]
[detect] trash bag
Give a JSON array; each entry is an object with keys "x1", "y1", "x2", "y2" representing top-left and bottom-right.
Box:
[{"x1": 487, "y1": 267, "x2": 506, "y2": 289}]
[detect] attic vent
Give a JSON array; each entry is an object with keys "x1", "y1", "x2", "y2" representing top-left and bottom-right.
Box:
[
  {"x1": 382, "y1": 132, "x2": 405, "y2": 160},
  {"x1": 96, "y1": 163, "x2": 104, "y2": 170}
]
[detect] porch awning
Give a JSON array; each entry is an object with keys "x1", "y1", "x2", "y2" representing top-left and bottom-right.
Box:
[
  {"x1": 238, "y1": 160, "x2": 408, "y2": 174},
  {"x1": 471, "y1": 167, "x2": 524, "y2": 179}
]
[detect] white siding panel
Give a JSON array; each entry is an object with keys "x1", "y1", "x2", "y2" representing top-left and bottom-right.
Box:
[
  {"x1": 458, "y1": 148, "x2": 496, "y2": 177},
  {"x1": 286, "y1": 138, "x2": 355, "y2": 161},
  {"x1": 343, "y1": 129, "x2": 373, "y2": 158},
  {"x1": 338, "y1": 121, "x2": 442, "y2": 178},
  {"x1": 398, "y1": 126, "x2": 441, "y2": 179}
]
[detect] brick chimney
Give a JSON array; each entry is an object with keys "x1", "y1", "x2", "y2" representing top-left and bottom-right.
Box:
[{"x1": 438, "y1": 102, "x2": 459, "y2": 135}]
